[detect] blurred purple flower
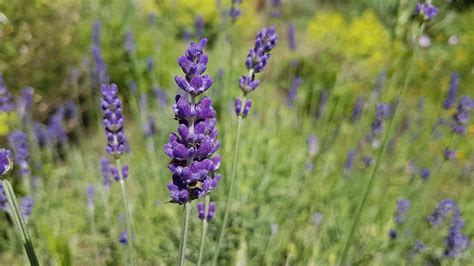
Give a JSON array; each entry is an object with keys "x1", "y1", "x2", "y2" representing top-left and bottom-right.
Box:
[
  {"x1": 8, "y1": 131, "x2": 31, "y2": 177},
  {"x1": 0, "y1": 74, "x2": 15, "y2": 112},
  {"x1": 443, "y1": 72, "x2": 459, "y2": 110},
  {"x1": 452, "y1": 96, "x2": 473, "y2": 135},
  {"x1": 287, "y1": 22, "x2": 296, "y2": 51},
  {"x1": 445, "y1": 212, "x2": 469, "y2": 257},
  {"x1": 371, "y1": 104, "x2": 390, "y2": 135},
  {"x1": 125, "y1": 29, "x2": 135, "y2": 53},
  {"x1": 418, "y1": 34, "x2": 431, "y2": 48},
  {"x1": 100, "y1": 156, "x2": 111, "y2": 189},
  {"x1": 394, "y1": 198, "x2": 410, "y2": 224},
  {"x1": 344, "y1": 149, "x2": 356, "y2": 171},
  {"x1": 195, "y1": 15, "x2": 204, "y2": 39},
  {"x1": 21, "y1": 196, "x2": 34, "y2": 221},
  {"x1": 286, "y1": 77, "x2": 303, "y2": 107},
  {"x1": 415, "y1": 3, "x2": 439, "y2": 21},
  {"x1": 351, "y1": 97, "x2": 364, "y2": 123}
]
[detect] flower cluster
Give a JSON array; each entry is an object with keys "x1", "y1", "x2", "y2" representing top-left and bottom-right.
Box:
[
  {"x1": 165, "y1": 39, "x2": 221, "y2": 204},
  {"x1": 394, "y1": 198, "x2": 410, "y2": 224},
  {"x1": 351, "y1": 97, "x2": 364, "y2": 123},
  {"x1": 414, "y1": 3, "x2": 439, "y2": 21},
  {"x1": 101, "y1": 83, "x2": 126, "y2": 158},
  {"x1": 452, "y1": 96, "x2": 473, "y2": 135},
  {"x1": 443, "y1": 72, "x2": 459, "y2": 110},
  {"x1": 235, "y1": 26, "x2": 278, "y2": 118},
  {"x1": 0, "y1": 74, "x2": 15, "y2": 113},
  {"x1": 371, "y1": 103, "x2": 390, "y2": 135},
  {"x1": 229, "y1": 0, "x2": 242, "y2": 20},
  {"x1": 445, "y1": 213, "x2": 469, "y2": 257},
  {"x1": 8, "y1": 131, "x2": 31, "y2": 178},
  {"x1": 197, "y1": 201, "x2": 216, "y2": 221}
]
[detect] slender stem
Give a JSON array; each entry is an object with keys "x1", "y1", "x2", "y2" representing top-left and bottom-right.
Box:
[
  {"x1": 178, "y1": 202, "x2": 191, "y2": 266},
  {"x1": 338, "y1": 23, "x2": 425, "y2": 265},
  {"x1": 2, "y1": 180, "x2": 39, "y2": 266},
  {"x1": 197, "y1": 196, "x2": 210, "y2": 266},
  {"x1": 212, "y1": 115, "x2": 244, "y2": 265},
  {"x1": 119, "y1": 179, "x2": 135, "y2": 265}
]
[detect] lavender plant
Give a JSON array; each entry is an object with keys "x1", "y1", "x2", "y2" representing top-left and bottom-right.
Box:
[
  {"x1": 215, "y1": 26, "x2": 278, "y2": 265},
  {"x1": 165, "y1": 38, "x2": 220, "y2": 265},
  {"x1": 0, "y1": 74, "x2": 15, "y2": 113},
  {"x1": 100, "y1": 83, "x2": 134, "y2": 264}
]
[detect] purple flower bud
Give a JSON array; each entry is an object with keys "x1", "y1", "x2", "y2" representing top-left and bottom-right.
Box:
[
  {"x1": 242, "y1": 99, "x2": 252, "y2": 117},
  {"x1": 86, "y1": 185, "x2": 94, "y2": 210},
  {"x1": 229, "y1": 0, "x2": 242, "y2": 20},
  {"x1": 207, "y1": 202, "x2": 216, "y2": 221},
  {"x1": 0, "y1": 183, "x2": 7, "y2": 211},
  {"x1": 0, "y1": 149, "x2": 14, "y2": 177},
  {"x1": 91, "y1": 44, "x2": 109, "y2": 87},
  {"x1": 122, "y1": 164, "x2": 129, "y2": 180},
  {"x1": 371, "y1": 103, "x2": 390, "y2": 135},
  {"x1": 111, "y1": 167, "x2": 120, "y2": 181},
  {"x1": 146, "y1": 57, "x2": 154, "y2": 73},
  {"x1": 270, "y1": 0, "x2": 281, "y2": 18},
  {"x1": 0, "y1": 74, "x2": 15, "y2": 112},
  {"x1": 414, "y1": 3, "x2": 439, "y2": 21},
  {"x1": 119, "y1": 229, "x2": 128, "y2": 245},
  {"x1": 362, "y1": 155, "x2": 373, "y2": 167},
  {"x1": 443, "y1": 148, "x2": 456, "y2": 161},
  {"x1": 413, "y1": 241, "x2": 426, "y2": 253},
  {"x1": 287, "y1": 22, "x2": 296, "y2": 51},
  {"x1": 234, "y1": 98, "x2": 242, "y2": 116},
  {"x1": 48, "y1": 107, "x2": 68, "y2": 145},
  {"x1": 452, "y1": 96, "x2": 473, "y2": 135},
  {"x1": 394, "y1": 198, "x2": 410, "y2": 224},
  {"x1": 8, "y1": 131, "x2": 31, "y2": 177},
  {"x1": 443, "y1": 72, "x2": 459, "y2": 110},
  {"x1": 420, "y1": 168, "x2": 430, "y2": 181},
  {"x1": 389, "y1": 229, "x2": 397, "y2": 239},
  {"x1": 307, "y1": 134, "x2": 319, "y2": 158},
  {"x1": 197, "y1": 202, "x2": 206, "y2": 220}
]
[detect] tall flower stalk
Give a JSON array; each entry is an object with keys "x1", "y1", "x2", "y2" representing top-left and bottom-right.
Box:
[
  {"x1": 338, "y1": 5, "x2": 435, "y2": 263},
  {"x1": 165, "y1": 38, "x2": 221, "y2": 266},
  {"x1": 213, "y1": 26, "x2": 278, "y2": 265},
  {"x1": 100, "y1": 83, "x2": 134, "y2": 264},
  {"x1": 0, "y1": 149, "x2": 39, "y2": 266}
]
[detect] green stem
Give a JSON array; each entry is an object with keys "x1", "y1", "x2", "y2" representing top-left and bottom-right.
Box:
[
  {"x1": 2, "y1": 180, "x2": 39, "y2": 266},
  {"x1": 178, "y1": 202, "x2": 191, "y2": 266},
  {"x1": 119, "y1": 179, "x2": 135, "y2": 265},
  {"x1": 197, "y1": 196, "x2": 210, "y2": 266},
  {"x1": 338, "y1": 23, "x2": 425, "y2": 265},
  {"x1": 212, "y1": 115, "x2": 243, "y2": 266}
]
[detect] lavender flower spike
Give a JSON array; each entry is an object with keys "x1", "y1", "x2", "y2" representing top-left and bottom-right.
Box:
[
  {"x1": 414, "y1": 3, "x2": 439, "y2": 21},
  {"x1": 197, "y1": 201, "x2": 217, "y2": 221},
  {"x1": 452, "y1": 96, "x2": 473, "y2": 135},
  {"x1": 286, "y1": 77, "x2": 302, "y2": 107},
  {"x1": 101, "y1": 83, "x2": 126, "y2": 158},
  {"x1": 394, "y1": 199, "x2": 410, "y2": 224},
  {"x1": 165, "y1": 38, "x2": 221, "y2": 204},
  {"x1": 371, "y1": 103, "x2": 390, "y2": 135},
  {"x1": 351, "y1": 97, "x2": 364, "y2": 123},
  {"x1": 287, "y1": 22, "x2": 296, "y2": 51},
  {"x1": 428, "y1": 199, "x2": 457, "y2": 227},
  {"x1": 443, "y1": 72, "x2": 459, "y2": 110},
  {"x1": 8, "y1": 131, "x2": 31, "y2": 178},
  {"x1": 445, "y1": 213, "x2": 469, "y2": 257},
  {"x1": 229, "y1": 0, "x2": 242, "y2": 20},
  {"x1": 344, "y1": 149, "x2": 356, "y2": 171},
  {"x1": 21, "y1": 196, "x2": 34, "y2": 221},
  {"x1": 86, "y1": 185, "x2": 95, "y2": 210},
  {"x1": 0, "y1": 74, "x2": 15, "y2": 112}
]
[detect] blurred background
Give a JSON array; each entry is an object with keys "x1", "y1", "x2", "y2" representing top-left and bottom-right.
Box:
[{"x1": 0, "y1": 0, "x2": 473, "y2": 265}]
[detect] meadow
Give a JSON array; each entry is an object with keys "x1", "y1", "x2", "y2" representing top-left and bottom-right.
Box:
[{"x1": 0, "y1": 0, "x2": 473, "y2": 265}]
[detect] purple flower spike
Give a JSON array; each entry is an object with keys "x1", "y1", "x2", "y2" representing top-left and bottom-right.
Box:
[
  {"x1": 100, "y1": 156, "x2": 111, "y2": 188},
  {"x1": 415, "y1": 3, "x2": 439, "y2": 21},
  {"x1": 197, "y1": 202, "x2": 206, "y2": 220},
  {"x1": 8, "y1": 131, "x2": 31, "y2": 178},
  {"x1": 362, "y1": 155, "x2": 373, "y2": 167},
  {"x1": 344, "y1": 149, "x2": 356, "y2": 171},
  {"x1": 0, "y1": 149, "x2": 14, "y2": 177},
  {"x1": 0, "y1": 74, "x2": 15, "y2": 112},
  {"x1": 229, "y1": 0, "x2": 242, "y2": 20},
  {"x1": 165, "y1": 40, "x2": 220, "y2": 204},
  {"x1": 307, "y1": 134, "x2": 319, "y2": 158},
  {"x1": 21, "y1": 196, "x2": 34, "y2": 221},
  {"x1": 287, "y1": 77, "x2": 303, "y2": 107},
  {"x1": 371, "y1": 103, "x2": 390, "y2": 135},
  {"x1": 351, "y1": 97, "x2": 364, "y2": 123},
  {"x1": 234, "y1": 98, "x2": 242, "y2": 116},
  {"x1": 242, "y1": 100, "x2": 252, "y2": 118},
  {"x1": 445, "y1": 213, "x2": 469, "y2": 257},
  {"x1": 287, "y1": 22, "x2": 296, "y2": 51},
  {"x1": 195, "y1": 15, "x2": 204, "y2": 39},
  {"x1": 443, "y1": 72, "x2": 459, "y2": 110},
  {"x1": 420, "y1": 168, "x2": 431, "y2": 181},
  {"x1": 101, "y1": 83, "x2": 126, "y2": 158},
  {"x1": 389, "y1": 229, "x2": 397, "y2": 239},
  {"x1": 428, "y1": 199, "x2": 457, "y2": 227},
  {"x1": 394, "y1": 198, "x2": 410, "y2": 224},
  {"x1": 207, "y1": 202, "x2": 216, "y2": 221},
  {"x1": 125, "y1": 29, "x2": 135, "y2": 53},
  {"x1": 452, "y1": 96, "x2": 473, "y2": 135}
]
